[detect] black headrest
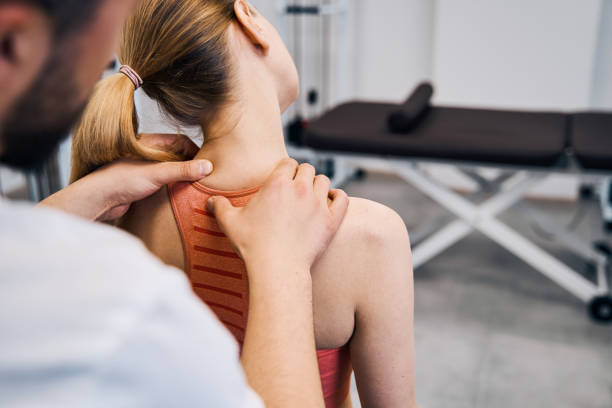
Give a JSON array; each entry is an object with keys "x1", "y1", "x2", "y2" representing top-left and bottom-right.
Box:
[{"x1": 387, "y1": 82, "x2": 434, "y2": 133}]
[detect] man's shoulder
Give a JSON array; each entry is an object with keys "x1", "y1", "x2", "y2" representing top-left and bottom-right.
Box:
[
  {"x1": 0, "y1": 200, "x2": 159, "y2": 276},
  {"x1": 1, "y1": 200, "x2": 145, "y2": 250},
  {"x1": 0, "y1": 201, "x2": 258, "y2": 408},
  {"x1": 0, "y1": 198, "x2": 186, "y2": 321},
  {"x1": 0, "y1": 200, "x2": 191, "y2": 344}
]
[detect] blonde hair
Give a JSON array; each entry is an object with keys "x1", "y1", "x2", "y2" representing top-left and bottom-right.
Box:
[{"x1": 70, "y1": 0, "x2": 236, "y2": 182}]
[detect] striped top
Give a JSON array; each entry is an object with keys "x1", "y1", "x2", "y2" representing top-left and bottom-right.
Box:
[{"x1": 168, "y1": 181, "x2": 353, "y2": 408}]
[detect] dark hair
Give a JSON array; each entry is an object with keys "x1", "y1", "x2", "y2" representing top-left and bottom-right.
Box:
[{"x1": 4, "y1": 0, "x2": 104, "y2": 38}]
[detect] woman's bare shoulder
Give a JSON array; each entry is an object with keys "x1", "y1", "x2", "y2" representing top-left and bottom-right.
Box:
[
  {"x1": 313, "y1": 196, "x2": 410, "y2": 294},
  {"x1": 323, "y1": 197, "x2": 409, "y2": 259},
  {"x1": 311, "y1": 197, "x2": 411, "y2": 346}
]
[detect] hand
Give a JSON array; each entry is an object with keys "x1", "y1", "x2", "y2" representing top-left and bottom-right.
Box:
[
  {"x1": 40, "y1": 134, "x2": 211, "y2": 221},
  {"x1": 138, "y1": 133, "x2": 200, "y2": 160},
  {"x1": 210, "y1": 158, "x2": 347, "y2": 408},
  {"x1": 84, "y1": 159, "x2": 213, "y2": 221},
  {"x1": 207, "y1": 158, "x2": 349, "y2": 274}
]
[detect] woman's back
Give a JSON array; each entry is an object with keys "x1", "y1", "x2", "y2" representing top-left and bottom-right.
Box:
[
  {"x1": 121, "y1": 169, "x2": 416, "y2": 407},
  {"x1": 166, "y1": 181, "x2": 353, "y2": 407}
]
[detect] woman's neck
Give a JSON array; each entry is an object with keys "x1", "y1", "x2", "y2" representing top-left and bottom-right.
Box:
[{"x1": 193, "y1": 84, "x2": 289, "y2": 191}]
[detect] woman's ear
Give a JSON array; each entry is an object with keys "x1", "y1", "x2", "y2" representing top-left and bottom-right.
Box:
[{"x1": 233, "y1": 0, "x2": 270, "y2": 53}]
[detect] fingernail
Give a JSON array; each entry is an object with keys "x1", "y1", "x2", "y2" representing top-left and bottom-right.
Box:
[
  {"x1": 199, "y1": 160, "x2": 213, "y2": 176},
  {"x1": 206, "y1": 197, "x2": 215, "y2": 211}
]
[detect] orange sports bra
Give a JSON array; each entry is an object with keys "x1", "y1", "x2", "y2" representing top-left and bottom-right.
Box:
[{"x1": 168, "y1": 181, "x2": 353, "y2": 408}]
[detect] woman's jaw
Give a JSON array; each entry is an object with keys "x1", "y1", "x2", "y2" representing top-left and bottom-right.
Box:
[{"x1": 226, "y1": 4, "x2": 300, "y2": 114}]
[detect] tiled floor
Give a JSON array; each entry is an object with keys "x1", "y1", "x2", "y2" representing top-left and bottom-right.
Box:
[{"x1": 344, "y1": 172, "x2": 612, "y2": 408}]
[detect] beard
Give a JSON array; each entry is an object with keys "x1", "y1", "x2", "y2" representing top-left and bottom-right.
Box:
[{"x1": 0, "y1": 44, "x2": 87, "y2": 172}]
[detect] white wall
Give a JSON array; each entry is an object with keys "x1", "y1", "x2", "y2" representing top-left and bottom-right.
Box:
[
  {"x1": 136, "y1": 90, "x2": 203, "y2": 144},
  {"x1": 430, "y1": 0, "x2": 602, "y2": 199},
  {"x1": 433, "y1": 0, "x2": 602, "y2": 110},
  {"x1": 352, "y1": 0, "x2": 435, "y2": 102},
  {"x1": 591, "y1": 0, "x2": 612, "y2": 109}
]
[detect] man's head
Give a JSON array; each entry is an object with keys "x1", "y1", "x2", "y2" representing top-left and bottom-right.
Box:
[{"x1": 0, "y1": 0, "x2": 137, "y2": 170}]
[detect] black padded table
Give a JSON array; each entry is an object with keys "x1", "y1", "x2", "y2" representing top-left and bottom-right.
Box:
[
  {"x1": 303, "y1": 102, "x2": 569, "y2": 167},
  {"x1": 572, "y1": 112, "x2": 612, "y2": 171},
  {"x1": 299, "y1": 91, "x2": 612, "y2": 322}
]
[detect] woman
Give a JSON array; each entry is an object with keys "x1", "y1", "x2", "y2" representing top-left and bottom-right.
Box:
[{"x1": 71, "y1": 1, "x2": 416, "y2": 407}]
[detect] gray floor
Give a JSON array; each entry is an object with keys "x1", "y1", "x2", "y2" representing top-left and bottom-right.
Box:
[{"x1": 344, "y1": 172, "x2": 612, "y2": 408}]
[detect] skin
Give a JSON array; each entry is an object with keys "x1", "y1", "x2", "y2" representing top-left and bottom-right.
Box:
[
  {"x1": 0, "y1": 4, "x2": 51, "y2": 133},
  {"x1": 0, "y1": 1, "x2": 350, "y2": 406},
  {"x1": 122, "y1": 2, "x2": 417, "y2": 407}
]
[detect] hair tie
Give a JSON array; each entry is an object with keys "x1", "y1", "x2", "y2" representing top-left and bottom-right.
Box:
[{"x1": 119, "y1": 65, "x2": 143, "y2": 89}]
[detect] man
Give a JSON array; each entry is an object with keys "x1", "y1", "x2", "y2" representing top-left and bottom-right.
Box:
[{"x1": 0, "y1": 0, "x2": 348, "y2": 406}]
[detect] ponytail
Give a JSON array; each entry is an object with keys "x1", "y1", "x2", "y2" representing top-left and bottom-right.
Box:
[
  {"x1": 71, "y1": 0, "x2": 237, "y2": 182},
  {"x1": 70, "y1": 73, "x2": 180, "y2": 183}
]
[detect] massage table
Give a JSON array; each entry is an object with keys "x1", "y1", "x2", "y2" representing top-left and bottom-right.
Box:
[{"x1": 296, "y1": 83, "x2": 612, "y2": 323}]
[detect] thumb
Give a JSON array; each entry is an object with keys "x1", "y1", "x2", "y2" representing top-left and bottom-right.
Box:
[
  {"x1": 150, "y1": 160, "x2": 213, "y2": 186},
  {"x1": 206, "y1": 196, "x2": 238, "y2": 233},
  {"x1": 138, "y1": 134, "x2": 200, "y2": 160}
]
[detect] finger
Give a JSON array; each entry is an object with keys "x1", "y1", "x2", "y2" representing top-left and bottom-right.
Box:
[
  {"x1": 206, "y1": 196, "x2": 237, "y2": 234},
  {"x1": 150, "y1": 160, "x2": 213, "y2": 186},
  {"x1": 294, "y1": 163, "x2": 316, "y2": 186},
  {"x1": 138, "y1": 134, "x2": 199, "y2": 160},
  {"x1": 169, "y1": 135, "x2": 199, "y2": 160},
  {"x1": 138, "y1": 133, "x2": 180, "y2": 150},
  {"x1": 180, "y1": 137, "x2": 200, "y2": 160},
  {"x1": 327, "y1": 189, "x2": 349, "y2": 230},
  {"x1": 268, "y1": 158, "x2": 299, "y2": 182},
  {"x1": 313, "y1": 174, "x2": 331, "y2": 200},
  {"x1": 99, "y1": 203, "x2": 131, "y2": 222}
]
